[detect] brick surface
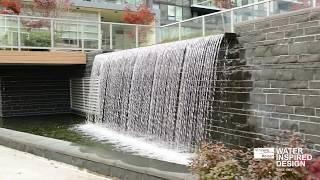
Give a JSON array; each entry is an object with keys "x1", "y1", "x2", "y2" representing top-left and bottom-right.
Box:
[
  {"x1": 285, "y1": 95, "x2": 303, "y2": 106},
  {"x1": 267, "y1": 94, "x2": 284, "y2": 105},
  {"x1": 231, "y1": 8, "x2": 320, "y2": 151},
  {"x1": 305, "y1": 96, "x2": 320, "y2": 107}
]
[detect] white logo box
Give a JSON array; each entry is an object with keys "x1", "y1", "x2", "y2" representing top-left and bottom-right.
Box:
[{"x1": 254, "y1": 148, "x2": 275, "y2": 159}]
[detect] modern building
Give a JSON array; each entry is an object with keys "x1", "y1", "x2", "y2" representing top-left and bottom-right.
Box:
[{"x1": 154, "y1": 0, "x2": 307, "y2": 25}]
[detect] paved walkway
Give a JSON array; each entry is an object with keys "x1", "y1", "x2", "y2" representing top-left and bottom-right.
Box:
[{"x1": 0, "y1": 145, "x2": 112, "y2": 180}]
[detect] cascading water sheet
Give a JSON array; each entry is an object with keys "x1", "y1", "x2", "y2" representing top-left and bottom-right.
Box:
[{"x1": 86, "y1": 34, "x2": 224, "y2": 152}]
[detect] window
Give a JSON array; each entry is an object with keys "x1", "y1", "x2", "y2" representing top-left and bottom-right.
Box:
[
  {"x1": 176, "y1": 6, "x2": 182, "y2": 21},
  {"x1": 168, "y1": 5, "x2": 176, "y2": 20},
  {"x1": 167, "y1": 5, "x2": 183, "y2": 21},
  {"x1": 153, "y1": 3, "x2": 160, "y2": 9}
]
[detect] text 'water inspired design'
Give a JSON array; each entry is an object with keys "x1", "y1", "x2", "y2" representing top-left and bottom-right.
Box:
[{"x1": 88, "y1": 34, "x2": 225, "y2": 150}]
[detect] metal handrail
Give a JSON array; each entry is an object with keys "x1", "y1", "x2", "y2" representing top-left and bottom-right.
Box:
[
  {"x1": 1, "y1": 14, "x2": 155, "y2": 27},
  {"x1": 0, "y1": 0, "x2": 317, "y2": 51},
  {"x1": 162, "y1": 0, "x2": 272, "y2": 28},
  {"x1": 161, "y1": 0, "x2": 317, "y2": 42},
  {"x1": 0, "y1": 14, "x2": 157, "y2": 51}
]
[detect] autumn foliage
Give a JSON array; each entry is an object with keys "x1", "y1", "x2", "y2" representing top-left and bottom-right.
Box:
[
  {"x1": 214, "y1": 0, "x2": 234, "y2": 9},
  {"x1": 291, "y1": 0, "x2": 320, "y2": 10},
  {"x1": 0, "y1": 0, "x2": 22, "y2": 15},
  {"x1": 20, "y1": 0, "x2": 72, "y2": 29},
  {"x1": 123, "y1": 4, "x2": 154, "y2": 25},
  {"x1": 191, "y1": 131, "x2": 320, "y2": 180},
  {"x1": 32, "y1": 0, "x2": 72, "y2": 17}
]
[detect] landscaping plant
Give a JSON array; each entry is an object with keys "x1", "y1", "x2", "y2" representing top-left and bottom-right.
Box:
[
  {"x1": 24, "y1": 31, "x2": 51, "y2": 47},
  {"x1": 190, "y1": 131, "x2": 320, "y2": 180},
  {"x1": 0, "y1": 0, "x2": 21, "y2": 14},
  {"x1": 22, "y1": 0, "x2": 72, "y2": 29},
  {"x1": 122, "y1": 4, "x2": 155, "y2": 44},
  {"x1": 123, "y1": 4, "x2": 154, "y2": 25}
]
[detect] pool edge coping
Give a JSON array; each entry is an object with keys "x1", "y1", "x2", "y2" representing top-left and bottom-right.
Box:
[{"x1": 0, "y1": 128, "x2": 196, "y2": 180}]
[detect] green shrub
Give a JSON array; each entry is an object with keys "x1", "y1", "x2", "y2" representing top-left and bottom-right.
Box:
[{"x1": 24, "y1": 31, "x2": 51, "y2": 47}]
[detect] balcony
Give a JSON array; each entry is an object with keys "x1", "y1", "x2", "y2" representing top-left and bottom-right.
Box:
[
  {"x1": 0, "y1": 14, "x2": 157, "y2": 52},
  {"x1": 0, "y1": 14, "x2": 157, "y2": 64},
  {"x1": 0, "y1": 0, "x2": 318, "y2": 54}
]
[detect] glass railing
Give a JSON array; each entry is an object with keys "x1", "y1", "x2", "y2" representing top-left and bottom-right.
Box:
[
  {"x1": 0, "y1": 14, "x2": 156, "y2": 51},
  {"x1": 161, "y1": 0, "x2": 317, "y2": 43},
  {"x1": 0, "y1": 0, "x2": 318, "y2": 51},
  {"x1": 76, "y1": 0, "x2": 145, "y2": 6}
]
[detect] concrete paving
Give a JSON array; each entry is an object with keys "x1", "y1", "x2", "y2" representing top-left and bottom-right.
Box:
[{"x1": 0, "y1": 145, "x2": 112, "y2": 180}]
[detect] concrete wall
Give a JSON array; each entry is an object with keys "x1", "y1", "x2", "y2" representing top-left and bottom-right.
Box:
[{"x1": 207, "y1": 7, "x2": 320, "y2": 151}]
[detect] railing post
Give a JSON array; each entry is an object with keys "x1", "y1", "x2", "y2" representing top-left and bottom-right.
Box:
[
  {"x1": 230, "y1": 9, "x2": 234, "y2": 33},
  {"x1": 110, "y1": 24, "x2": 113, "y2": 50},
  {"x1": 135, "y1": 25, "x2": 139, "y2": 48},
  {"x1": 81, "y1": 23, "x2": 84, "y2": 52},
  {"x1": 157, "y1": 26, "x2": 162, "y2": 44},
  {"x1": 51, "y1": 19, "x2": 54, "y2": 50},
  {"x1": 220, "y1": 12, "x2": 225, "y2": 32},
  {"x1": 98, "y1": 23, "x2": 102, "y2": 50},
  {"x1": 202, "y1": 16, "x2": 205, "y2": 37},
  {"x1": 267, "y1": 0, "x2": 271, "y2": 17},
  {"x1": 98, "y1": 12, "x2": 102, "y2": 50},
  {"x1": 17, "y1": 16, "x2": 21, "y2": 51},
  {"x1": 312, "y1": 0, "x2": 316, "y2": 7},
  {"x1": 178, "y1": 22, "x2": 181, "y2": 40}
]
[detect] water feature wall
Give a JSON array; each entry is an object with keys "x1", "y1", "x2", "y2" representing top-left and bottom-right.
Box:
[
  {"x1": 88, "y1": 34, "x2": 231, "y2": 148},
  {"x1": 71, "y1": 7, "x2": 320, "y2": 153}
]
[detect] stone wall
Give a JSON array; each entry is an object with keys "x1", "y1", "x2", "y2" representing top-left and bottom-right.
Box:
[{"x1": 207, "y1": 7, "x2": 320, "y2": 151}]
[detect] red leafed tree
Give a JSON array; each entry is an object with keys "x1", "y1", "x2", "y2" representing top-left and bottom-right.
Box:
[
  {"x1": 123, "y1": 4, "x2": 155, "y2": 25},
  {"x1": 22, "y1": 0, "x2": 72, "y2": 29},
  {"x1": 32, "y1": 0, "x2": 72, "y2": 17},
  {"x1": 214, "y1": 0, "x2": 234, "y2": 9},
  {"x1": 123, "y1": 4, "x2": 155, "y2": 44},
  {"x1": 0, "y1": 0, "x2": 22, "y2": 15},
  {"x1": 291, "y1": 0, "x2": 320, "y2": 10}
]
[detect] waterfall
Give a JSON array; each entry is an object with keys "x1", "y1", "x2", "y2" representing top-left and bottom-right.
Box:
[{"x1": 87, "y1": 34, "x2": 224, "y2": 150}]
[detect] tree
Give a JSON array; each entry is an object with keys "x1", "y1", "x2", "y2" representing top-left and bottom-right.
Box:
[
  {"x1": 0, "y1": 0, "x2": 22, "y2": 15},
  {"x1": 123, "y1": 4, "x2": 155, "y2": 25},
  {"x1": 214, "y1": 0, "x2": 234, "y2": 9},
  {"x1": 290, "y1": 0, "x2": 320, "y2": 10},
  {"x1": 32, "y1": 0, "x2": 72, "y2": 17},
  {"x1": 122, "y1": 4, "x2": 155, "y2": 45},
  {"x1": 22, "y1": 0, "x2": 72, "y2": 29}
]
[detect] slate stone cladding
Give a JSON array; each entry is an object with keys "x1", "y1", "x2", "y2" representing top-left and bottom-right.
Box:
[{"x1": 207, "y1": 7, "x2": 320, "y2": 151}]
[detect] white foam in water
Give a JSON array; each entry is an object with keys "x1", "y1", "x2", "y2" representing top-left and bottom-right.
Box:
[
  {"x1": 74, "y1": 123, "x2": 194, "y2": 165},
  {"x1": 84, "y1": 35, "x2": 225, "y2": 164}
]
